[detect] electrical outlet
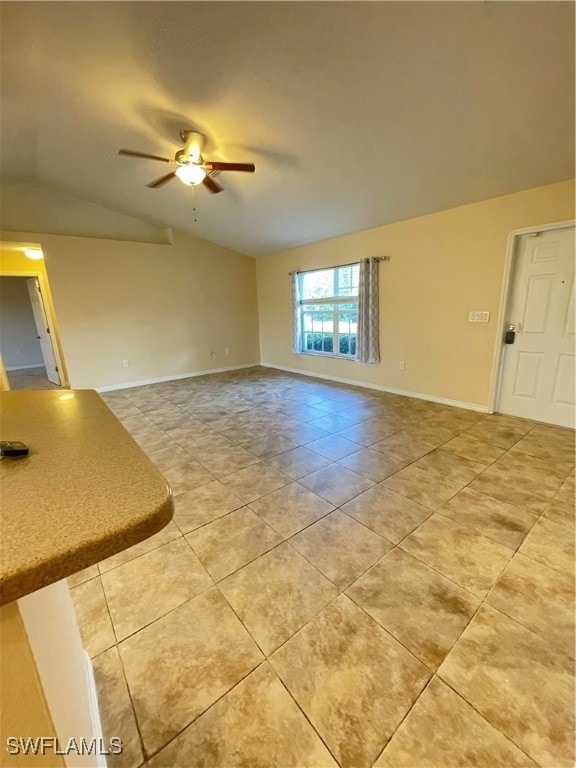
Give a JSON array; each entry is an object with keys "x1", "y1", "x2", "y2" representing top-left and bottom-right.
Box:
[
  {"x1": 399, "y1": 361, "x2": 406, "y2": 371},
  {"x1": 209, "y1": 350, "x2": 216, "y2": 361},
  {"x1": 122, "y1": 359, "x2": 130, "y2": 368},
  {"x1": 224, "y1": 347, "x2": 230, "y2": 356}
]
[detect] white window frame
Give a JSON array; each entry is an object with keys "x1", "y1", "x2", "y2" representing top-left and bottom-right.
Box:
[{"x1": 297, "y1": 264, "x2": 359, "y2": 359}]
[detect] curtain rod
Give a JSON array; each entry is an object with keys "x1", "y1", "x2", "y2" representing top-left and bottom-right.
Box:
[{"x1": 289, "y1": 256, "x2": 390, "y2": 276}]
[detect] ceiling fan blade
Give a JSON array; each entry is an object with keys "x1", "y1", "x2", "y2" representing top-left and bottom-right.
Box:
[
  {"x1": 147, "y1": 171, "x2": 177, "y2": 188},
  {"x1": 205, "y1": 162, "x2": 255, "y2": 173},
  {"x1": 119, "y1": 149, "x2": 172, "y2": 163},
  {"x1": 203, "y1": 175, "x2": 224, "y2": 194}
]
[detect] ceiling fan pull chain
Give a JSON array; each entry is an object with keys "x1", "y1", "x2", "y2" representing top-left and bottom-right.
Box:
[{"x1": 192, "y1": 185, "x2": 198, "y2": 222}]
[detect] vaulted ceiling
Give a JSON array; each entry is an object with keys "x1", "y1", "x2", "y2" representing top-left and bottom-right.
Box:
[{"x1": 1, "y1": 2, "x2": 573, "y2": 257}]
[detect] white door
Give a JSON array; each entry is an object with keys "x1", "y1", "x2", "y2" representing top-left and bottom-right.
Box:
[
  {"x1": 498, "y1": 225, "x2": 575, "y2": 428},
  {"x1": 26, "y1": 278, "x2": 61, "y2": 386}
]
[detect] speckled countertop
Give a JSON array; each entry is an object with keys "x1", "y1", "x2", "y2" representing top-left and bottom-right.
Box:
[{"x1": 0, "y1": 390, "x2": 174, "y2": 606}]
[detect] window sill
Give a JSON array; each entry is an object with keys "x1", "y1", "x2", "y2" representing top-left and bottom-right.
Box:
[{"x1": 296, "y1": 351, "x2": 356, "y2": 362}]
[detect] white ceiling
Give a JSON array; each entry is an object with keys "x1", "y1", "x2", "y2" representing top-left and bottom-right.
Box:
[{"x1": 1, "y1": 2, "x2": 573, "y2": 257}]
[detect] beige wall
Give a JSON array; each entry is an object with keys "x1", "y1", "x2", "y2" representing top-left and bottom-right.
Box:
[
  {"x1": 257, "y1": 180, "x2": 575, "y2": 408},
  {"x1": 1, "y1": 187, "x2": 260, "y2": 390},
  {"x1": 0, "y1": 277, "x2": 44, "y2": 368}
]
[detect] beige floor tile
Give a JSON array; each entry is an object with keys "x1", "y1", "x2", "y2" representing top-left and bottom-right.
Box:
[
  {"x1": 441, "y1": 434, "x2": 506, "y2": 465},
  {"x1": 239, "y1": 434, "x2": 298, "y2": 458},
  {"x1": 530, "y1": 424, "x2": 575, "y2": 449},
  {"x1": 468, "y1": 475, "x2": 549, "y2": 514},
  {"x1": 438, "y1": 604, "x2": 575, "y2": 768},
  {"x1": 308, "y1": 413, "x2": 358, "y2": 433},
  {"x1": 219, "y1": 463, "x2": 291, "y2": 503},
  {"x1": 487, "y1": 553, "x2": 574, "y2": 657},
  {"x1": 270, "y1": 595, "x2": 430, "y2": 768},
  {"x1": 336, "y1": 420, "x2": 402, "y2": 446},
  {"x1": 147, "y1": 444, "x2": 193, "y2": 471},
  {"x1": 278, "y1": 422, "x2": 332, "y2": 445},
  {"x1": 413, "y1": 449, "x2": 488, "y2": 485},
  {"x1": 101, "y1": 539, "x2": 213, "y2": 640},
  {"x1": 67, "y1": 563, "x2": 99, "y2": 588},
  {"x1": 348, "y1": 549, "x2": 480, "y2": 669},
  {"x1": 397, "y1": 423, "x2": 460, "y2": 448},
  {"x1": 172, "y1": 480, "x2": 245, "y2": 534},
  {"x1": 371, "y1": 433, "x2": 433, "y2": 463},
  {"x1": 341, "y1": 485, "x2": 433, "y2": 544},
  {"x1": 375, "y1": 676, "x2": 537, "y2": 767},
  {"x1": 92, "y1": 646, "x2": 143, "y2": 768},
  {"x1": 146, "y1": 663, "x2": 338, "y2": 768},
  {"x1": 495, "y1": 452, "x2": 568, "y2": 494},
  {"x1": 277, "y1": 403, "x2": 327, "y2": 422},
  {"x1": 518, "y1": 517, "x2": 575, "y2": 577},
  {"x1": 119, "y1": 588, "x2": 263, "y2": 756},
  {"x1": 70, "y1": 577, "x2": 116, "y2": 658},
  {"x1": 249, "y1": 482, "x2": 333, "y2": 538},
  {"x1": 219, "y1": 423, "x2": 271, "y2": 444},
  {"x1": 299, "y1": 464, "x2": 374, "y2": 505},
  {"x1": 186, "y1": 507, "x2": 282, "y2": 580},
  {"x1": 71, "y1": 371, "x2": 572, "y2": 768},
  {"x1": 381, "y1": 465, "x2": 463, "y2": 510},
  {"x1": 133, "y1": 431, "x2": 175, "y2": 454},
  {"x1": 509, "y1": 432, "x2": 575, "y2": 471},
  {"x1": 543, "y1": 487, "x2": 575, "y2": 528},
  {"x1": 462, "y1": 415, "x2": 532, "y2": 449},
  {"x1": 267, "y1": 446, "x2": 331, "y2": 479},
  {"x1": 290, "y1": 510, "x2": 392, "y2": 589},
  {"x1": 220, "y1": 544, "x2": 338, "y2": 655},
  {"x1": 249, "y1": 412, "x2": 301, "y2": 432},
  {"x1": 196, "y1": 445, "x2": 261, "y2": 477},
  {"x1": 312, "y1": 398, "x2": 349, "y2": 415},
  {"x1": 177, "y1": 433, "x2": 233, "y2": 456},
  {"x1": 544, "y1": 472, "x2": 576, "y2": 526},
  {"x1": 307, "y1": 434, "x2": 362, "y2": 461},
  {"x1": 161, "y1": 460, "x2": 214, "y2": 495},
  {"x1": 338, "y1": 448, "x2": 408, "y2": 482},
  {"x1": 98, "y1": 521, "x2": 182, "y2": 573},
  {"x1": 400, "y1": 514, "x2": 513, "y2": 597},
  {"x1": 165, "y1": 423, "x2": 215, "y2": 443},
  {"x1": 441, "y1": 487, "x2": 538, "y2": 549}
]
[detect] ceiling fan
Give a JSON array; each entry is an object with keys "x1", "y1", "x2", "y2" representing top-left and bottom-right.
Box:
[{"x1": 118, "y1": 130, "x2": 255, "y2": 194}]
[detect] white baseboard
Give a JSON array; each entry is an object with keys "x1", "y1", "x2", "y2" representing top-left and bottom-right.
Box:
[
  {"x1": 95, "y1": 363, "x2": 261, "y2": 393},
  {"x1": 5, "y1": 363, "x2": 45, "y2": 371},
  {"x1": 261, "y1": 362, "x2": 490, "y2": 413},
  {"x1": 84, "y1": 651, "x2": 107, "y2": 768}
]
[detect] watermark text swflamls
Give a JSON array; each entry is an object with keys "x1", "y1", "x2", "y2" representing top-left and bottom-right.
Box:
[{"x1": 6, "y1": 737, "x2": 123, "y2": 756}]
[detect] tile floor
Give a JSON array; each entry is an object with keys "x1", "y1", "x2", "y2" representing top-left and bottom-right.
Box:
[
  {"x1": 68, "y1": 367, "x2": 575, "y2": 768},
  {"x1": 7, "y1": 365, "x2": 60, "y2": 390}
]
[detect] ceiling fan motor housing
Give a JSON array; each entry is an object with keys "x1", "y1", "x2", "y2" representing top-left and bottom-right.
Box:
[
  {"x1": 175, "y1": 149, "x2": 195, "y2": 166},
  {"x1": 179, "y1": 131, "x2": 205, "y2": 162}
]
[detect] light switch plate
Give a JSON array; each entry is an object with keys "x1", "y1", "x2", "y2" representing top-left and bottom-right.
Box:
[{"x1": 469, "y1": 311, "x2": 490, "y2": 323}]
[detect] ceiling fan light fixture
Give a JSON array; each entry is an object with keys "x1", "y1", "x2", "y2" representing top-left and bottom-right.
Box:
[{"x1": 175, "y1": 164, "x2": 206, "y2": 186}]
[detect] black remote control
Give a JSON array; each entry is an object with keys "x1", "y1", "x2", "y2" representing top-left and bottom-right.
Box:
[{"x1": 0, "y1": 441, "x2": 29, "y2": 457}]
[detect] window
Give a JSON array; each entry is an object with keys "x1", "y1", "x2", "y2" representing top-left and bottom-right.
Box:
[{"x1": 295, "y1": 264, "x2": 359, "y2": 358}]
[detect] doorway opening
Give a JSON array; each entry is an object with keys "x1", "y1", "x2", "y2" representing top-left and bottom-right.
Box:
[
  {"x1": 0, "y1": 276, "x2": 63, "y2": 390},
  {"x1": 493, "y1": 221, "x2": 575, "y2": 429}
]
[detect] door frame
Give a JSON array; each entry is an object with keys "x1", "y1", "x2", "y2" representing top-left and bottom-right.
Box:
[
  {"x1": 489, "y1": 218, "x2": 575, "y2": 416},
  {"x1": 0, "y1": 270, "x2": 69, "y2": 388}
]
